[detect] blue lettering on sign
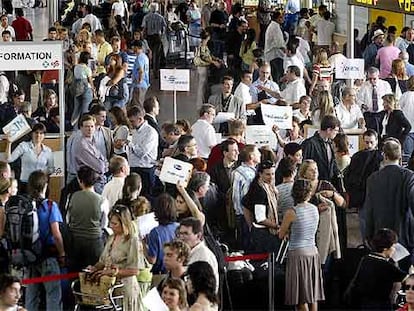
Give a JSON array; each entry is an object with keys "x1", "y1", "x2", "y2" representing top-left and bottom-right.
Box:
[
  {"x1": 343, "y1": 65, "x2": 360, "y2": 72},
  {"x1": 8, "y1": 119, "x2": 25, "y2": 137},
  {"x1": 174, "y1": 164, "x2": 183, "y2": 170}
]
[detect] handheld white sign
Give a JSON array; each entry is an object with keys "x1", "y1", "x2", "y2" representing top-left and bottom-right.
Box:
[
  {"x1": 2, "y1": 114, "x2": 31, "y2": 143},
  {"x1": 335, "y1": 58, "x2": 365, "y2": 79},
  {"x1": 261, "y1": 104, "x2": 293, "y2": 129},
  {"x1": 159, "y1": 157, "x2": 193, "y2": 185},
  {"x1": 245, "y1": 125, "x2": 277, "y2": 149}
]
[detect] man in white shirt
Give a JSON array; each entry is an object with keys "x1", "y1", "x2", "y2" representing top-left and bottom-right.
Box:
[
  {"x1": 102, "y1": 156, "x2": 131, "y2": 208},
  {"x1": 356, "y1": 67, "x2": 392, "y2": 132},
  {"x1": 90, "y1": 104, "x2": 113, "y2": 163},
  {"x1": 328, "y1": 41, "x2": 347, "y2": 78},
  {"x1": 264, "y1": 11, "x2": 286, "y2": 82},
  {"x1": 315, "y1": 11, "x2": 335, "y2": 50},
  {"x1": 234, "y1": 71, "x2": 254, "y2": 115},
  {"x1": 356, "y1": 67, "x2": 392, "y2": 113},
  {"x1": 178, "y1": 217, "x2": 219, "y2": 290},
  {"x1": 191, "y1": 104, "x2": 217, "y2": 159},
  {"x1": 280, "y1": 65, "x2": 306, "y2": 106},
  {"x1": 335, "y1": 87, "x2": 365, "y2": 129},
  {"x1": 127, "y1": 105, "x2": 158, "y2": 198},
  {"x1": 309, "y1": 4, "x2": 327, "y2": 50},
  {"x1": 250, "y1": 63, "x2": 280, "y2": 105}
]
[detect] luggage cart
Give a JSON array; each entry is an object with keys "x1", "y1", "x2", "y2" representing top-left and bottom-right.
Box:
[
  {"x1": 71, "y1": 278, "x2": 124, "y2": 311},
  {"x1": 166, "y1": 21, "x2": 192, "y2": 67}
]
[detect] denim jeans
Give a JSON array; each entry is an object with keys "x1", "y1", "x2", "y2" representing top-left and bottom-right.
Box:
[
  {"x1": 71, "y1": 88, "x2": 93, "y2": 128},
  {"x1": 25, "y1": 257, "x2": 62, "y2": 311},
  {"x1": 403, "y1": 132, "x2": 414, "y2": 161}
]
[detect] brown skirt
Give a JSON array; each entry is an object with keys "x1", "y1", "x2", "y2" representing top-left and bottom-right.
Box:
[{"x1": 285, "y1": 246, "x2": 325, "y2": 305}]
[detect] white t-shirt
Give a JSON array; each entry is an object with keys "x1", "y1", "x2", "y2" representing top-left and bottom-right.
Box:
[
  {"x1": 112, "y1": 1, "x2": 127, "y2": 17},
  {"x1": 191, "y1": 119, "x2": 217, "y2": 158},
  {"x1": 316, "y1": 19, "x2": 335, "y2": 46},
  {"x1": 335, "y1": 103, "x2": 363, "y2": 129}
]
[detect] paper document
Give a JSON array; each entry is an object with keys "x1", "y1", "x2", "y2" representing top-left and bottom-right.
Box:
[
  {"x1": 142, "y1": 287, "x2": 169, "y2": 311},
  {"x1": 136, "y1": 213, "x2": 159, "y2": 238},
  {"x1": 214, "y1": 112, "x2": 235, "y2": 124},
  {"x1": 392, "y1": 243, "x2": 410, "y2": 262}
]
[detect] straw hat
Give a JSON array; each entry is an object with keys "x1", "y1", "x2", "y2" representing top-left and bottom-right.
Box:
[{"x1": 371, "y1": 29, "x2": 385, "y2": 41}]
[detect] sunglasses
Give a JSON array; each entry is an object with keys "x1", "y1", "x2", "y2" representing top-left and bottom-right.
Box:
[{"x1": 404, "y1": 284, "x2": 414, "y2": 291}]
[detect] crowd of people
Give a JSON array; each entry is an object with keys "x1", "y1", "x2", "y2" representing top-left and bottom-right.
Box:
[{"x1": 1, "y1": 0, "x2": 414, "y2": 310}]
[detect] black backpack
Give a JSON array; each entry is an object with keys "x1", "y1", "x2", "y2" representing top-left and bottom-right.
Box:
[{"x1": 5, "y1": 195, "x2": 42, "y2": 267}]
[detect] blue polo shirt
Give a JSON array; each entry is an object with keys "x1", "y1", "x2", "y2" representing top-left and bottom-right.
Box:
[{"x1": 37, "y1": 199, "x2": 63, "y2": 246}]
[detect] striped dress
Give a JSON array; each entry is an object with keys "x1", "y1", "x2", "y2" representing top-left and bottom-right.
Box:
[{"x1": 285, "y1": 202, "x2": 325, "y2": 305}]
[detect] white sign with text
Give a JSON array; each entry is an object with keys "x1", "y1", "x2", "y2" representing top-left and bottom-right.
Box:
[
  {"x1": 160, "y1": 69, "x2": 190, "y2": 91},
  {"x1": 261, "y1": 104, "x2": 293, "y2": 129},
  {"x1": 159, "y1": 157, "x2": 193, "y2": 185},
  {"x1": 335, "y1": 58, "x2": 365, "y2": 79},
  {"x1": 2, "y1": 115, "x2": 31, "y2": 143},
  {"x1": 0, "y1": 42, "x2": 63, "y2": 71},
  {"x1": 245, "y1": 125, "x2": 277, "y2": 149}
]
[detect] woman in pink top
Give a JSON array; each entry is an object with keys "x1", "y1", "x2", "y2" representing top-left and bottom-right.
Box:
[{"x1": 375, "y1": 35, "x2": 401, "y2": 79}]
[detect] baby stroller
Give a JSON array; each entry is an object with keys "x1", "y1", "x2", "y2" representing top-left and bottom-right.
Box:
[
  {"x1": 71, "y1": 273, "x2": 124, "y2": 311},
  {"x1": 166, "y1": 20, "x2": 190, "y2": 67}
]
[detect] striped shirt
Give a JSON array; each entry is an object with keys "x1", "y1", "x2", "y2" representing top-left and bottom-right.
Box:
[
  {"x1": 289, "y1": 202, "x2": 319, "y2": 250},
  {"x1": 141, "y1": 12, "x2": 167, "y2": 36},
  {"x1": 231, "y1": 163, "x2": 257, "y2": 216},
  {"x1": 126, "y1": 52, "x2": 137, "y2": 85}
]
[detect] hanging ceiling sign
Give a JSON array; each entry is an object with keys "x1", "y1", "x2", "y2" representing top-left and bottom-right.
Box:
[{"x1": 348, "y1": 0, "x2": 414, "y2": 14}]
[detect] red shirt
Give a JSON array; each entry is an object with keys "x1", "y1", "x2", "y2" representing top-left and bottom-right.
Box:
[{"x1": 11, "y1": 17, "x2": 32, "y2": 41}]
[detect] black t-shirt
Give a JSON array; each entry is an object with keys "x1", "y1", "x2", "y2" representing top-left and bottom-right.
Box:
[{"x1": 353, "y1": 253, "x2": 406, "y2": 309}]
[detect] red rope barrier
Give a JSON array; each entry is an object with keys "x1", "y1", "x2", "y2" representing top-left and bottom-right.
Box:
[
  {"x1": 224, "y1": 253, "x2": 269, "y2": 262},
  {"x1": 22, "y1": 272, "x2": 79, "y2": 285},
  {"x1": 20, "y1": 253, "x2": 270, "y2": 284}
]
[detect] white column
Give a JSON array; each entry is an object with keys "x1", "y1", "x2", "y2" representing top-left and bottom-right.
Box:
[{"x1": 347, "y1": 4, "x2": 354, "y2": 87}]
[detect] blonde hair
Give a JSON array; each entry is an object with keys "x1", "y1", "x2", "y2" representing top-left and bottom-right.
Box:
[
  {"x1": 391, "y1": 59, "x2": 407, "y2": 80},
  {"x1": 314, "y1": 49, "x2": 330, "y2": 66},
  {"x1": 108, "y1": 205, "x2": 136, "y2": 240},
  {"x1": 382, "y1": 93, "x2": 397, "y2": 110},
  {"x1": 130, "y1": 196, "x2": 151, "y2": 218},
  {"x1": 298, "y1": 159, "x2": 317, "y2": 179},
  {"x1": 313, "y1": 90, "x2": 334, "y2": 122}
]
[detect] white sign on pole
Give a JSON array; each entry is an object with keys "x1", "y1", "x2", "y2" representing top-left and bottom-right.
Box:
[
  {"x1": 2, "y1": 114, "x2": 31, "y2": 143},
  {"x1": 159, "y1": 157, "x2": 193, "y2": 185},
  {"x1": 160, "y1": 69, "x2": 190, "y2": 91},
  {"x1": 245, "y1": 125, "x2": 277, "y2": 149},
  {"x1": 335, "y1": 58, "x2": 365, "y2": 79},
  {"x1": 51, "y1": 151, "x2": 64, "y2": 177},
  {"x1": 261, "y1": 104, "x2": 293, "y2": 129},
  {"x1": 348, "y1": 135, "x2": 360, "y2": 156},
  {"x1": 0, "y1": 42, "x2": 63, "y2": 71}
]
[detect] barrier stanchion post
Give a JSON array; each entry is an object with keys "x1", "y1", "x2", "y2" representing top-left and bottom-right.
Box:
[{"x1": 268, "y1": 252, "x2": 275, "y2": 311}]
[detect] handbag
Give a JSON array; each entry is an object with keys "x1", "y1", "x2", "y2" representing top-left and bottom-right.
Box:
[{"x1": 193, "y1": 47, "x2": 203, "y2": 67}]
